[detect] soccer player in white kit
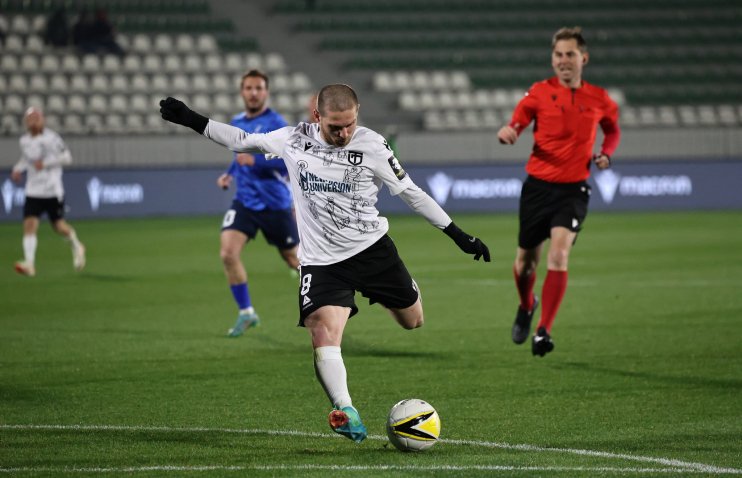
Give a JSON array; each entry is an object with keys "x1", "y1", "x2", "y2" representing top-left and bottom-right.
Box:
[
  {"x1": 11, "y1": 107, "x2": 86, "y2": 277},
  {"x1": 160, "y1": 85, "x2": 490, "y2": 443}
]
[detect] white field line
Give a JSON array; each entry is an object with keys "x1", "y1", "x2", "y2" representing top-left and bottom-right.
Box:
[
  {"x1": 1, "y1": 424, "x2": 740, "y2": 475},
  {"x1": 0, "y1": 464, "x2": 729, "y2": 474}
]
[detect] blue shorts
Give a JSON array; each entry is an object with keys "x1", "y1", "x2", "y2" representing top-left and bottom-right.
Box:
[{"x1": 221, "y1": 200, "x2": 299, "y2": 250}]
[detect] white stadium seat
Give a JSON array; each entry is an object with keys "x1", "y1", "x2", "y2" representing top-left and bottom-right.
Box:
[
  {"x1": 245, "y1": 53, "x2": 263, "y2": 70},
  {"x1": 125, "y1": 114, "x2": 146, "y2": 134},
  {"x1": 25, "y1": 94, "x2": 45, "y2": 110},
  {"x1": 130, "y1": 74, "x2": 149, "y2": 93},
  {"x1": 211, "y1": 73, "x2": 232, "y2": 93},
  {"x1": 131, "y1": 34, "x2": 152, "y2": 53},
  {"x1": 142, "y1": 54, "x2": 161, "y2": 73},
  {"x1": 81, "y1": 55, "x2": 101, "y2": 73},
  {"x1": 111, "y1": 75, "x2": 130, "y2": 93},
  {"x1": 204, "y1": 55, "x2": 224, "y2": 73},
  {"x1": 196, "y1": 34, "x2": 218, "y2": 53},
  {"x1": 109, "y1": 94, "x2": 129, "y2": 113},
  {"x1": 1, "y1": 55, "x2": 19, "y2": 71},
  {"x1": 265, "y1": 52, "x2": 286, "y2": 72},
  {"x1": 164, "y1": 54, "x2": 181, "y2": 73},
  {"x1": 85, "y1": 114, "x2": 105, "y2": 134},
  {"x1": 10, "y1": 16, "x2": 30, "y2": 35},
  {"x1": 60, "y1": 54, "x2": 81, "y2": 73},
  {"x1": 130, "y1": 94, "x2": 150, "y2": 114},
  {"x1": 153, "y1": 34, "x2": 174, "y2": 53},
  {"x1": 175, "y1": 34, "x2": 195, "y2": 53},
  {"x1": 4, "y1": 35, "x2": 24, "y2": 52},
  {"x1": 63, "y1": 114, "x2": 86, "y2": 134},
  {"x1": 26, "y1": 35, "x2": 44, "y2": 53},
  {"x1": 88, "y1": 94, "x2": 108, "y2": 114},
  {"x1": 28, "y1": 75, "x2": 48, "y2": 93},
  {"x1": 19, "y1": 55, "x2": 39, "y2": 72},
  {"x1": 183, "y1": 54, "x2": 202, "y2": 73},
  {"x1": 102, "y1": 55, "x2": 122, "y2": 73},
  {"x1": 8, "y1": 74, "x2": 27, "y2": 94},
  {"x1": 66, "y1": 95, "x2": 87, "y2": 114},
  {"x1": 90, "y1": 74, "x2": 109, "y2": 93},
  {"x1": 39, "y1": 54, "x2": 61, "y2": 73},
  {"x1": 123, "y1": 55, "x2": 144, "y2": 73},
  {"x1": 69, "y1": 74, "x2": 90, "y2": 93}
]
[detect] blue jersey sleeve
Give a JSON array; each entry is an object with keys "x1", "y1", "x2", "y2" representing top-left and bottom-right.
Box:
[{"x1": 250, "y1": 114, "x2": 289, "y2": 175}]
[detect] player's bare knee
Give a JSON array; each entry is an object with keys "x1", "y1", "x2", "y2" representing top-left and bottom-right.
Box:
[
  {"x1": 408, "y1": 315, "x2": 424, "y2": 329},
  {"x1": 548, "y1": 250, "x2": 570, "y2": 270},
  {"x1": 220, "y1": 248, "x2": 239, "y2": 265}
]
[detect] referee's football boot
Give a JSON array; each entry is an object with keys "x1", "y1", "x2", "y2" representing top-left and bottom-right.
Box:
[
  {"x1": 512, "y1": 296, "x2": 539, "y2": 344},
  {"x1": 227, "y1": 310, "x2": 260, "y2": 337},
  {"x1": 531, "y1": 326, "x2": 555, "y2": 357},
  {"x1": 328, "y1": 406, "x2": 367, "y2": 443}
]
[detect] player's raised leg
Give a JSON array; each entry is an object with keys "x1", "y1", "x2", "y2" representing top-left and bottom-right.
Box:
[{"x1": 305, "y1": 306, "x2": 367, "y2": 443}]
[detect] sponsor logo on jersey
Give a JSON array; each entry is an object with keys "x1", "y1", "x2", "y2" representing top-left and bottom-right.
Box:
[
  {"x1": 388, "y1": 156, "x2": 406, "y2": 180},
  {"x1": 299, "y1": 171, "x2": 352, "y2": 194},
  {"x1": 347, "y1": 150, "x2": 364, "y2": 165},
  {"x1": 304, "y1": 141, "x2": 314, "y2": 152}
]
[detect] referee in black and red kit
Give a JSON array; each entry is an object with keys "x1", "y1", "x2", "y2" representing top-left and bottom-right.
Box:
[{"x1": 498, "y1": 26, "x2": 620, "y2": 357}]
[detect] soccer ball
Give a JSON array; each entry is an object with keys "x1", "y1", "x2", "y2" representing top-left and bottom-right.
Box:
[{"x1": 386, "y1": 398, "x2": 441, "y2": 452}]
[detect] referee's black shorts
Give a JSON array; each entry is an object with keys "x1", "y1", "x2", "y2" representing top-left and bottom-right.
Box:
[
  {"x1": 297, "y1": 234, "x2": 419, "y2": 326},
  {"x1": 518, "y1": 175, "x2": 591, "y2": 249}
]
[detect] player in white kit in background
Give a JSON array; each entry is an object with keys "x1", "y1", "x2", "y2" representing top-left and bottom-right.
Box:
[
  {"x1": 160, "y1": 85, "x2": 490, "y2": 443},
  {"x1": 11, "y1": 107, "x2": 86, "y2": 277}
]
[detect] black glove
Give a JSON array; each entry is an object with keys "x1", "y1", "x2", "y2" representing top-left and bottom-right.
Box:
[
  {"x1": 159, "y1": 97, "x2": 209, "y2": 134},
  {"x1": 443, "y1": 222, "x2": 491, "y2": 262}
]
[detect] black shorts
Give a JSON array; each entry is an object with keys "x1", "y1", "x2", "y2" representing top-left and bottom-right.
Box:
[
  {"x1": 23, "y1": 197, "x2": 65, "y2": 222},
  {"x1": 518, "y1": 175, "x2": 591, "y2": 249},
  {"x1": 297, "y1": 234, "x2": 419, "y2": 326},
  {"x1": 221, "y1": 200, "x2": 299, "y2": 250}
]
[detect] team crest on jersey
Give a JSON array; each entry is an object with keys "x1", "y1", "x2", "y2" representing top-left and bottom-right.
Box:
[
  {"x1": 347, "y1": 151, "x2": 363, "y2": 165},
  {"x1": 388, "y1": 156, "x2": 406, "y2": 180}
]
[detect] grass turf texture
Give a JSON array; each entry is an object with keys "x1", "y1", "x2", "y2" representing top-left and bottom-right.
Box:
[{"x1": 1, "y1": 211, "x2": 740, "y2": 477}]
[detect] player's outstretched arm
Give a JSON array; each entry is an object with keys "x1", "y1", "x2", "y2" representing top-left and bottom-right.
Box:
[
  {"x1": 443, "y1": 222, "x2": 491, "y2": 262},
  {"x1": 159, "y1": 97, "x2": 209, "y2": 134},
  {"x1": 398, "y1": 185, "x2": 491, "y2": 262},
  {"x1": 160, "y1": 97, "x2": 282, "y2": 155}
]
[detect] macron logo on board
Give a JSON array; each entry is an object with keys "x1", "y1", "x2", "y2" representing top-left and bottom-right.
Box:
[
  {"x1": 1, "y1": 179, "x2": 25, "y2": 214},
  {"x1": 87, "y1": 177, "x2": 145, "y2": 211},
  {"x1": 594, "y1": 170, "x2": 693, "y2": 204}
]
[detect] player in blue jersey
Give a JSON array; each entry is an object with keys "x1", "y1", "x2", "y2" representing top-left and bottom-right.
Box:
[{"x1": 217, "y1": 69, "x2": 300, "y2": 337}]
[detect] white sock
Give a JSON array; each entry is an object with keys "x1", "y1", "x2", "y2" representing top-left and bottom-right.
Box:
[
  {"x1": 314, "y1": 346, "x2": 352, "y2": 409},
  {"x1": 66, "y1": 229, "x2": 81, "y2": 250},
  {"x1": 23, "y1": 234, "x2": 37, "y2": 265}
]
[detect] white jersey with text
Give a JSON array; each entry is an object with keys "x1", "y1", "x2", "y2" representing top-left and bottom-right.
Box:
[
  {"x1": 13, "y1": 128, "x2": 72, "y2": 199},
  {"x1": 206, "y1": 121, "x2": 414, "y2": 265}
]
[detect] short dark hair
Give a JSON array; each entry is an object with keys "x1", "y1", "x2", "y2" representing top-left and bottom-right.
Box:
[
  {"x1": 317, "y1": 84, "x2": 359, "y2": 115},
  {"x1": 552, "y1": 26, "x2": 587, "y2": 53},
  {"x1": 241, "y1": 69, "x2": 269, "y2": 89}
]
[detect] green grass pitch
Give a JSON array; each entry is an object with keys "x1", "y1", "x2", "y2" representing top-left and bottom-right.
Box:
[{"x1": 1, "y1": 211, "x2": 740, "y2": 477}]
